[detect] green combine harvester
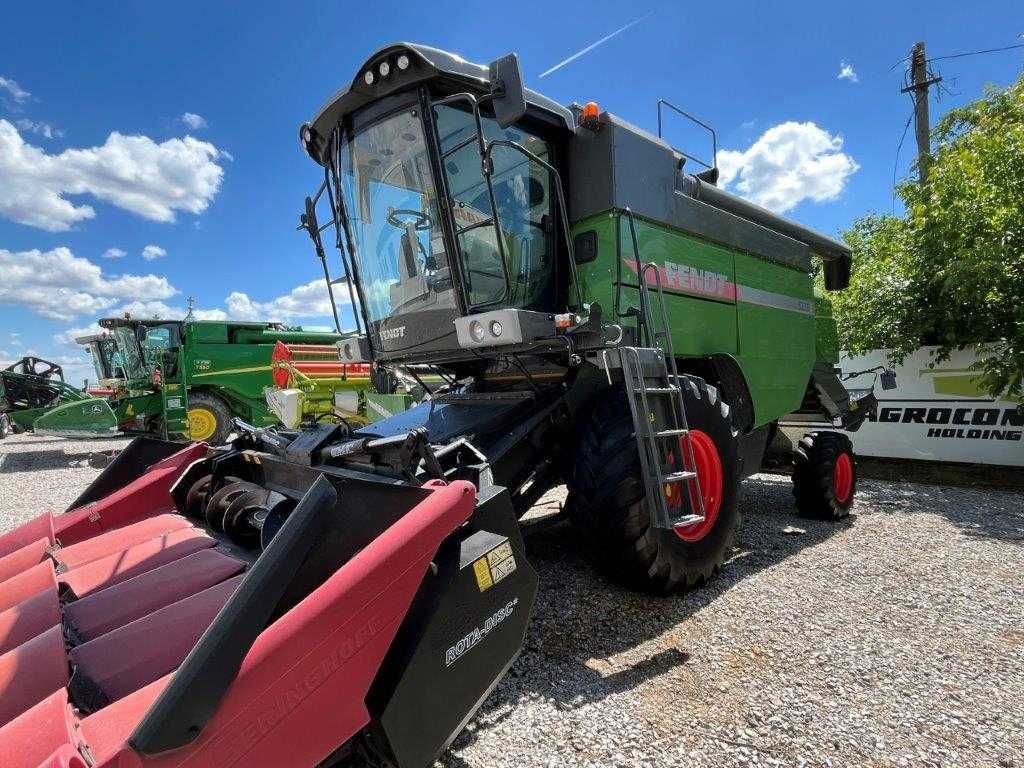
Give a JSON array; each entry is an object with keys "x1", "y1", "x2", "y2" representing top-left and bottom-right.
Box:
[
  {"x1": 2, "y1": 318, "x2": 382, "y2": 442},
  {"x1": 0, "y1": 46, "x2": 889, "y2": 768},
  {"x1": 277, "y1": 42, "x2": 880, "y2": 591}
]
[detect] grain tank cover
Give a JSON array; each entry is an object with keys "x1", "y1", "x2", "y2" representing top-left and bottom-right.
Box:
[{"x1": 568, "y1": 110, "x2": 852, "y2": 283}]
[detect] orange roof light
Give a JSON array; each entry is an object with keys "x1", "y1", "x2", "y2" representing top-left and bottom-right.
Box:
[{"x1": 581, "y1": 101, "x2": 599, "y2": 120}]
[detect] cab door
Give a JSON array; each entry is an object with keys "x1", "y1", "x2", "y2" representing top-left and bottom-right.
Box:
[{"x1": 433, "y1": 104, "x2": 557, "y2": 313}]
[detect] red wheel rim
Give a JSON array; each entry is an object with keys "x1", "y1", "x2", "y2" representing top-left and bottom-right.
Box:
[
  {"x1": 673, "y1": 429, "x2": 723, "y2": 542},
  {"x1": 832, "y1": 452, "x2": 854, "y2": 504}
]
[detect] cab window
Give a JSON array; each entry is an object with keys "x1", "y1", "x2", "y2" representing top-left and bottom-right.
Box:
[{"x1": 434, "y1": 106, "x2": 555, "y2": 310}]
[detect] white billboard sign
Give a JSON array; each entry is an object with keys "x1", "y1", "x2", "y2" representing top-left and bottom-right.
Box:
[{"x1": 839, "y1": 347, "x2": 1023, "y2": 467}]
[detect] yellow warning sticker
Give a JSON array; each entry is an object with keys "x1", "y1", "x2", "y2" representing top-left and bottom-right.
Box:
[
  {"x1": 473, "y1": 557, "x2": 493, "y2": 591},
  {"x1": 473, "y1": 541, "x2": 517, "y2": 592},
  {"x1": 491, "y1": 554, "x2": 517, "y2": 584},
  {"x1": 486, "y1": 541, "x2": 513, "y2": 569}
]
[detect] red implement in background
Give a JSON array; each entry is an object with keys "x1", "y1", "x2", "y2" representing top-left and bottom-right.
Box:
[{"x1": 270, "y1": 340, "x2": 371, "y2": 388}]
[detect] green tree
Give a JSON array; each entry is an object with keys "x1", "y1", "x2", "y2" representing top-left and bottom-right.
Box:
[{"x1": 834, "y1": 74, "x2": 1024, "y2": 400}]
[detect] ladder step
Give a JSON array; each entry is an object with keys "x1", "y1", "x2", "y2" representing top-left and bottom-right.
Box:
[
  {"x1": 636, "y1": 387, "x2": 678, "y2": 395},
  {"x1": 662, "y1": 470, "x2": 698, "y2": 483},
  {"x1": 671, "y1": 514, "x2": 705, "y2": 528},
  {"x1": 655, "y1": 428, "x2": 689, "y2": 438}
]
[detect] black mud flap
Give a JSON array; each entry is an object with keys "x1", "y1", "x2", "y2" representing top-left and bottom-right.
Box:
[
  {"x1": 66, "y1": 436, "x2": 186, "y2": 511},
  {"x1": 368, "y1": 486, "x2": 538, "y2": 768}
]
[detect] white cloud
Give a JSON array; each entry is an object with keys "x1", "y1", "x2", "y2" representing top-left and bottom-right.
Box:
[
  {"x1": 181, "y1": 112, "x2": 207, "y2": 130},
  {"x1": 15, "y1": 119, "x2": 63, "y2": 139},
  {"x1": 112, "y1": 300, "x2": 224, "y2": 321},
  {"x1": 113, "y1": 300, "x2": 180, "y2": 318},
  {"x1": 224, "y1": 279, "x2": 343, "y2": 322},
  {"x1": 0, "y1": 119, "x2": 226, "y2": 232},
  {"x1": 102, "y1": 247, "x2": 126, "y2": 259},
  {"x1": 837, "y1": 61, "x2": 859, "y2": 83},
  {"x1": 54, "y1": 323, "x2": 102, "y2": 346},
  {"x1": 52, "y1": 302, "x2": 228, "y2": 351},
  {"x1": 717, "y1": 121, "x2": 858, "y2": 213},
  {"x1": 49, "y1": 279, "x2": 336, "y2": 359},
  {"x1": 141, "y1": 244, "x2": 167, "y2": 261},
  {"x1": 0, "y1": 75, "x2": 30, "y2": 104},
  {"x1": 0, "y1": 247, "x2": 177, "y2": 321}
]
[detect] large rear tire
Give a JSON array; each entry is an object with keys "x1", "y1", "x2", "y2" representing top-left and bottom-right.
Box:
[
  {"x1": 186, "y1": 391, "x2": 234, "y2": 444},
  {"x1": 568, "y1": 376, "x2": 742, "y2": 593},
  {"x1": 792, "y1": 431, "x2": 856, "y2": 520}
]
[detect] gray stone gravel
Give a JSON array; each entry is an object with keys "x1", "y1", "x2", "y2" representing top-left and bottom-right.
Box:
[
  {"x1": 1, "y1": 432, "x2": 1022, "y2": 767},
  {"x1": 0, "y1": 433, "x2": 132, "y2": 522}
]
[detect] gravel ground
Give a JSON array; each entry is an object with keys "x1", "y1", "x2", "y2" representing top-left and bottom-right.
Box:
[{"x1": 2, "y1": 432, "x2": 1022, "y2": 767}]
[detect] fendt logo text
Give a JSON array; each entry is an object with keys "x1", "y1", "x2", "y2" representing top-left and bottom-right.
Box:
[{"x1": 379, "y1": 326, "x2": 406, "y2": 341}]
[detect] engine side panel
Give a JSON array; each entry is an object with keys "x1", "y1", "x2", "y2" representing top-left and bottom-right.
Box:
[{"x1": 574, "y1": 212, "x2": 816, "y2": 427}]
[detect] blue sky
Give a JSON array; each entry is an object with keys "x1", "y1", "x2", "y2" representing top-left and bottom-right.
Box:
[{"x1": 1, "y1": 1, "x2": 1022, "y2": 383}]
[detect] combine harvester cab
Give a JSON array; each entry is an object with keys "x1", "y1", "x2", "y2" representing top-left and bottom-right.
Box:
[{"x1": 0, "y1": 434, "x2": 536, "y2": 768}]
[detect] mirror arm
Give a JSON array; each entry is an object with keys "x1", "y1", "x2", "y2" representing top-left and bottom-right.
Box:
[
  {"x1": 300, "y1": 179, "x2": 343, "y2": 334},
  {"x1": 327, "y1": 130, "x2": 374, "y2": 342}
]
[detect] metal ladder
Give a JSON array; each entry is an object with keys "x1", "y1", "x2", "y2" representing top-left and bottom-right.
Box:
[{"x1": 604, "y1": 210, "x2": 707, "y2": 531}]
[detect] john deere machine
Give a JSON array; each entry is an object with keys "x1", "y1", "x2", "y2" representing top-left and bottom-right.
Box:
[
  {"x1": 0, "y1": 45, "x2": 875, "y2": 768},
  {"x1": 0, "y1": 357, "x2": 105, "y2": 439},
  {"x1": 26, "y1": 318, "x2": 377, "y2": 442}
]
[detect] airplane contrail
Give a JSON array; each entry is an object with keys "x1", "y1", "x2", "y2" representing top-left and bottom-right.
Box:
[{"x1": 538, "y1": 11, "x2": 654, "y2": 79}]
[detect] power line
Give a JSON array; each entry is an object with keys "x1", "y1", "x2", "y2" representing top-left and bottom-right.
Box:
[
  {"x1": 928, "y1": 42, "x2": 1024, "y2": 63},
  {"x1": 892, "y1": 106, "x2": 914, "y2": 210},
  {"x1": 888, "y1": 55, "x2": 911, "y2": 72},
  {"x1": 890, "y1": 37, "x2": 1022, "y2": 205}
]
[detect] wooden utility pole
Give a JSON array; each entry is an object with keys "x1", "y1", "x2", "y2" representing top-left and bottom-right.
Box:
[{"x1": 901, "y1": 42, "x2": 942, "y2": 184}]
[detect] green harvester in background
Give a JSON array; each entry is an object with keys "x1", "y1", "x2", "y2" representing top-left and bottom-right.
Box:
[
  {"x1": 81, "y1": 317, "x2": 382, "y2": 442},
  {"x1": 3, "y1": 317, "x2": 399, "y2": 442}
]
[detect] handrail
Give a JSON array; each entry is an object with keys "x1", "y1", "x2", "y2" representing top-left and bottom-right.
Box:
[{"x1": 656, "y1": 99, "x2": 717, "y2": 172}]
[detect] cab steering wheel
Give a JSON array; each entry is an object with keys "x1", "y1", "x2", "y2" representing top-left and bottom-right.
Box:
[{"x1": 387, "y1": 208, "x2": 433, "y2": 231}]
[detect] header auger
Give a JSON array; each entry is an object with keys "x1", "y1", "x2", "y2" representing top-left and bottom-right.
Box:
[{"x1": 0, "y1": 44, "x2": 878, "y2": 767}]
